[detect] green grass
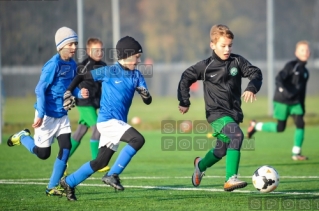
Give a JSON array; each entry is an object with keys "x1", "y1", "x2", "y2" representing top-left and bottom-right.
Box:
[{"x1": 1, "y1": 96, "x2": 319, "y2": 210}]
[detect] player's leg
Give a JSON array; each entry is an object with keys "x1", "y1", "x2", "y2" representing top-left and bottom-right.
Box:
[
  {"x1": 69, "y1": 106, "x2": 92, "y2": 157},
  {"x1": 90, "y1": 124, "x2": 110, "y2": 172},
  {"x1": 290, "y1": 103, "x2": 307, "y2": 160},
  {"x1": 69, "y1": 124, "x2": 88, "y2": 156},
  {"x1": 191, "y1": 140, "x2": 224, "y2": 187},
  {"x1": 60, "y1": 146, "x2": 115, "y2": 201},
  {"x1": 102, "y1": 127, "x2": 145, "y2": 190},
  {"x1": 247, "y1": 102, "x2": 288, "y2": 138},
  {"x1": 45, "y1": 115, "x2": 72, "y2": 195},
  {"x1": 192, "y1": 117, "x2": 234, "y2": 187},
  {"x1": 7, "y1": 111, "x2": 48, "y2": 154},
  {"x1": 223, "y1": 122, "x2": 247, "y2": 191},
  {"x1": 291, "y1": 115, "x2": 307, "y2": 160}
]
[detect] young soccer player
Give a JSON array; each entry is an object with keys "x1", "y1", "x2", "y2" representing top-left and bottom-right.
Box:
[
  {"x1": 68, "y1": 38, "x2": 110, "y2": 172},
  {"x1": 177, "y1": 24, "x2": 263, "y2": 191},
  {"x1": 59, "y1": 36, "x2": 152, "y2": 201},
  {"x1": 7, "y1": 27, "x2": 89, "y2": 196},
  {"x1": 247, "y1": 40, "x2": 310, "y2": 161}
]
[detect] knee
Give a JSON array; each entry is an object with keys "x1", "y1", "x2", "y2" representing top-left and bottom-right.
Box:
[
  {"x1": 90, "y1": 157, "x2": 108, "y2": 172},
  {"x1": 227, "y1": 129, "x2": 244, "y2": 150},
  {"x1": 128, "y1": 134, "x2": 145, "y2": 151},
  {"x1": 91, "y1": 125, "x2": 100, "y2": 140},
  {"x1": 35, "y1": 147, "x2": 51, "y2": 160},
  {"x1": 277, "y1": 121, "x2": 286, "y2": 132}
]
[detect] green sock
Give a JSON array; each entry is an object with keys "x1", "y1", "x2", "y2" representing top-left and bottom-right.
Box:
[
  {"x1": 293, "y1": 128, "x2": 304, "y2": 155},
  {"x1": 261, "y1": 122, "x2": 277, "y2": 132},
  {"x1": 198, "y1": 148, "x2": 221, "y2": 172},
  {"x1": 90, "y1": 140, "x2": 99, "y2": 160},
  {"x1": 226, "y1": 149, "x2": 240, "y2": 181},
  {"x1": 69, "y1": 138, "x2": 81, "y2": 157}
]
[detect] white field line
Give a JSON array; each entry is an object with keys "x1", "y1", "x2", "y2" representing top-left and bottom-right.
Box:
[
  {"x1": 0, "y1": 175, "x2": 319, "y2": 182},
  {"x1": 0, "y1": 180, "x2": 318, "y2": 196}
]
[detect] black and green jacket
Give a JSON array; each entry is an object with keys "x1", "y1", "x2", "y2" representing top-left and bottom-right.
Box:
[
  {"x1": 273, "y1": 59, "x2": 309, "y2": 111},
  {"x1": 76, "y1": 57, "x2": 107, "y2": 108},
  {"x1": 178, "y1": 51, "x2": 263, "y2": 123}
]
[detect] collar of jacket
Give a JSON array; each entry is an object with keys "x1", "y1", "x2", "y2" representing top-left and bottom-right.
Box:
[
  {"x1": 295, "y1": 58, "x2": 307, "y2": 66},
  {"x1": 211, "y1": 50, "x2": 228, "y2": 63}
]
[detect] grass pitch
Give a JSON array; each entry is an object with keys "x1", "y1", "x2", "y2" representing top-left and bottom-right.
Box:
[{"x1": 1, "y1": 96, "x2": 319, "y2": 210}]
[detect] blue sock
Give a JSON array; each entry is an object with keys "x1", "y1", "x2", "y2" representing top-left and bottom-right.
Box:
[
  {"x1": 66, "y1": 162, "x2": 94, "y2": 188},
  {"x1": 48, "y1": 149, "x2": 69, "y2": 189},
  {"x1": 107, "y1": 145, "x2": 136, "y2": 176},
  {"x1": 20, "y1": 135, "x2": 35, "y2": 154}
]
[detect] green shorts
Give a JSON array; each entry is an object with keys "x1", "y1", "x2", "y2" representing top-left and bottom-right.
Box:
[
  {"x1": 211, "y1": 116, "x2": 236, "y2": 143},
  {"x1": 273, "y1": 101, "x2": 304, "y2": 121},
  {"x1": 77, "y1": 106, "x2": 98, "y2": 127}
]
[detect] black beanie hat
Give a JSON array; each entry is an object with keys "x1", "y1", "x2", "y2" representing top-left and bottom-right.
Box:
[{"x1": 116, "y1": 36, "x2": 143, "y2": 60}]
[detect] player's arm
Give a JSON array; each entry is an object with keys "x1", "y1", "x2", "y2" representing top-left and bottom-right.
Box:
[
  {"x1": 135, "y1": 72, "x2": 152, "y2": 105},
  {"x1": 275, "y1": 62, "x2": 297, "y2": 99},
  {"x1": 238, "y1": 56, "x2": 263, "y2": 102},
  {"x1": 67, "y1": 66, "x2": 108, "y2": 92},
  {"x1": 177, "y1": 61, "x2": 203, "y2": 114},
  {"x1": 63, "y1": 66, "x2": 108, "y2": 110},
  {"x1": 34, "y1": 62, "x2": 56, "y2": 118}
]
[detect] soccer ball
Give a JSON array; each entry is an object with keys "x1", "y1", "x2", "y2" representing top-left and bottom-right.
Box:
[
  {"x1": 131, "y1": 116, "x2": 141, "y2": 125},
  {"x1": 252, "y1": 165, "x2": 280, "y2": 193}
]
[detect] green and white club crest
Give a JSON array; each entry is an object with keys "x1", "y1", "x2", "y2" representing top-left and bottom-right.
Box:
[{"x1": 230, "y1": 67, "x2": 238, "y2": 76}]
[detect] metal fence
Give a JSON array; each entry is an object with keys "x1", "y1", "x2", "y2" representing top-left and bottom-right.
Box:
[{"x1": 2, "y1": 60, "x2": 319, "y2": 98}]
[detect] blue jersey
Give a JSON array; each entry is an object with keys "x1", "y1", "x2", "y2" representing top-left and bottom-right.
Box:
[
  {"x1": 34, "y1": 54, "x2": 80, "y2": 118},
  {"x1": 91, "y1": 62, "x2": 148, "y2": 123}
]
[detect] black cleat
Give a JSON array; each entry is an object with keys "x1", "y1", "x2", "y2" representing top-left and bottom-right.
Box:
[
  {"x1": 102, "y1": 174, "x2": 124, "y2": 191},
  {"x1": 60, "y1": 177, "x2": 77, "y2": 201}
]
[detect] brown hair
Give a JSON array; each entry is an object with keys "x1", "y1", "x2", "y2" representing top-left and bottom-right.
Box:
[
  {"x1": 86, "y1": 37, "x2": 103, "y2": 48},
  {"x1": 296, "y1": 40, "x2": 309, "y2": 49},
  {"x1": 210, "y1": 24, "x2": 234, "y2": 43}
]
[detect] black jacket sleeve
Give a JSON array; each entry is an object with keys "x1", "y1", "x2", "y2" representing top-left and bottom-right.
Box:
[
  {"x1": 67, "y1": 71, "x2": 93, "y2": 92},
  {"x1": 177, "y1": 61, "x2": 203, "y2": 107},
  {"x1": 239, "y1": 56, "x2": 263, "y2": 94},
  {"x1": 275, "y1": 62, "x2": 299, "y2": 99}
]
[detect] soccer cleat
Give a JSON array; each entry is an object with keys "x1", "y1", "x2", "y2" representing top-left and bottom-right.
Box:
[
  {"x1": 7, "y1": 129, "x2": 31, "y2": 147},
  {"x1": 224, "y1": 175, "x2": 247, "y2": 192},
  {"x1": 97, "y1": 165, "x2": 111, "y2": 173},
  {"x1": 247, "y1": 120, "x2": 257, "y2": 139},
  {"x1": 102, "y1": 173, "x2": 124, "y2": 191},
  {"x1": 292, "y1": 154, "x2": 308, "y2": 161},
  {"x1": 192, "y1": 157, "x2": 205, "y2": 187},
  {"x1": 59, "y1": 177, "x2": 77, "y2": 201},
  {"x1": 46, "y1": 186, "x2": 65, "y2": 196}
]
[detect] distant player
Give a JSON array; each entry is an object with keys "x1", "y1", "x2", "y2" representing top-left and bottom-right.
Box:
[
  {"x1": 67, "y1": 38, "x2": 110, "y2": 173},
  {"x1": 178, "y1": 24, "x2": 263, "y2": 191},
  {"x1": 7, "y1": 27, "x2": 88, "y2": 196},
  {"x1": 59, "y1": 36, "x2": 152, "y2": 201},
  {"x1": 247, "y1": 40, "x2": 310, "y2": 161}
]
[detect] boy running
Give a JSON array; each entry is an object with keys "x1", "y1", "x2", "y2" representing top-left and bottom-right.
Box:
[
  {"x1": 7, "y1": 27, "x2": 88, "y2": 196},
  {"x1": 59, "y1": 36, "x2": 152, "y2": 201},
  {"x1": 178, "y1": 24, "x2": 263, "y2": 191},
  {"x1": 247, "y1": 40, "x2": 310, "y2": 161}
]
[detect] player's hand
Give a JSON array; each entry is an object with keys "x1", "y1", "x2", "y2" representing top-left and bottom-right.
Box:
[
  {"x1": 63, "y1": 90, "x2": 76, "y2": 110},
  {"x1": 241, "y1": 91, "x2": 256, "y2": 103},
  {"x1": 81, "y1": 88, "x2": 89, "y2": 98},
  {"x1": 32, "y1": 117, "x2": 43, "y2": 128},
  {"x1": 179, "y1": 105, "x2": 189, "y2": 114}
]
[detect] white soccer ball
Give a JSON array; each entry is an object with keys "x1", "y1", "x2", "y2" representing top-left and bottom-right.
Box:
[
  {"x1": 252, "y1": 165, "x2": 280, "y2": 193},
  {"x1": 131, "y1": 116, "x2": 141, "y2": 125}
]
